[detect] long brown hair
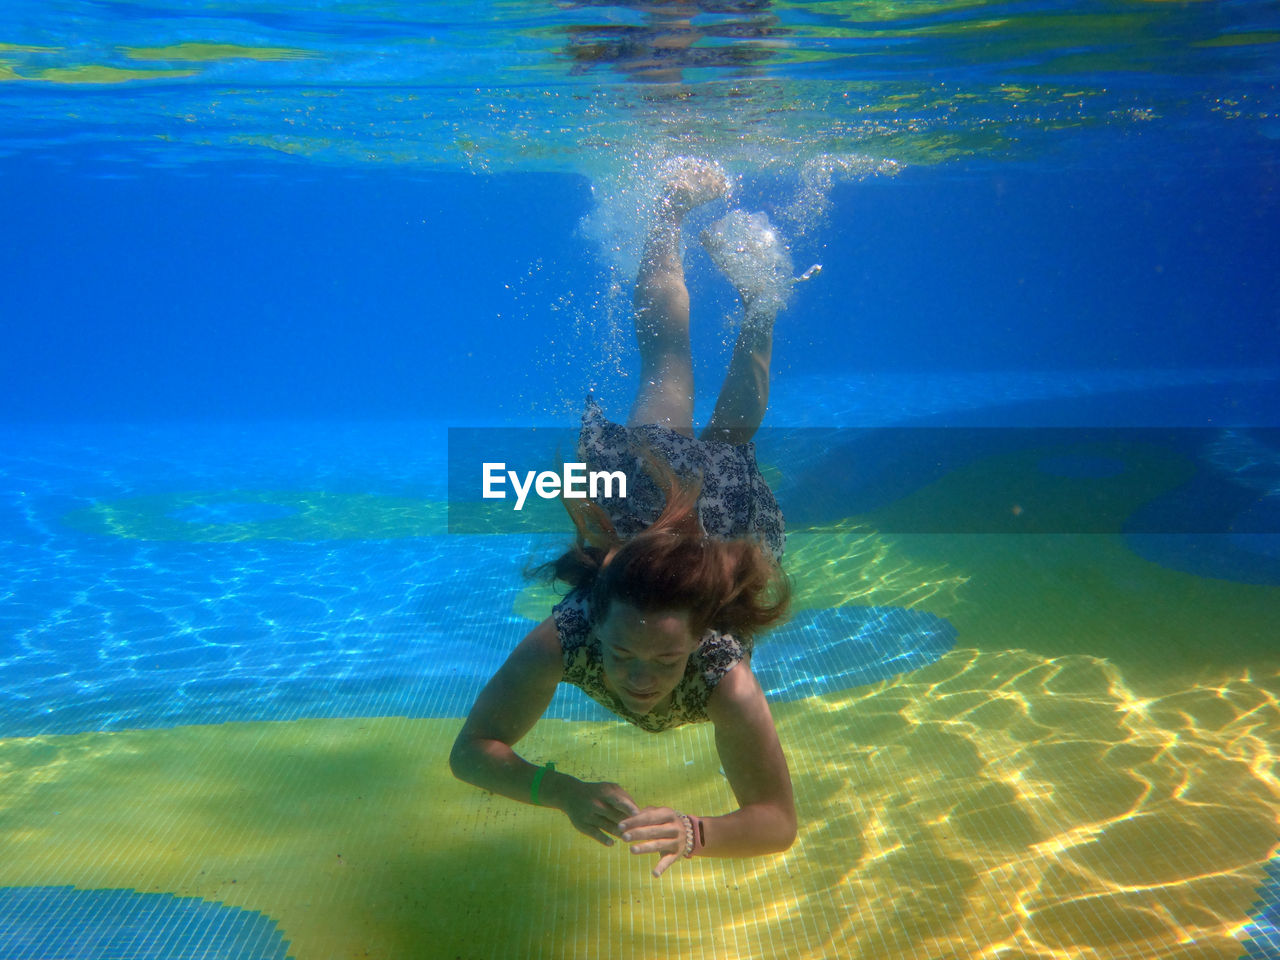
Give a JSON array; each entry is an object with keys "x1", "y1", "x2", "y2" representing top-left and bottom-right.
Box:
[{"x1": 538, "y1": 448, "x2": 790, "y2": 642}]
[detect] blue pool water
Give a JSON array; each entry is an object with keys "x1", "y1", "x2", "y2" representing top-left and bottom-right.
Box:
[{"x1": 2, "y1": 1, "x2": 1278, "y2": 958}]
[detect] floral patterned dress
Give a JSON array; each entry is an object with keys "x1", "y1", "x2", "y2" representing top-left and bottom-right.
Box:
[
  {"x1": 550, "y1": 397, "x2": 785, "y2": 732},
  {"x1": 575, "y1": 395, "x2": 785, "y2": 562}
]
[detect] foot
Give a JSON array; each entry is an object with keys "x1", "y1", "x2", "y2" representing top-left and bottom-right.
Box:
[
  {"x1": 656, "y1": 157, "x2": 730, "y2": 219},
  {"x1": 700, "y1": 209, "x2": 795, "y2": 323}
]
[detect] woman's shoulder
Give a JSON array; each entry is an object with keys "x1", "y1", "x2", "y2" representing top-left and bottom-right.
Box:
[
  {"x1": 703, "y1": 651, "x2": 769, "y2": 725},
  {"x1": 691, "y1": 629, "x2": 750, "y2": 681}
]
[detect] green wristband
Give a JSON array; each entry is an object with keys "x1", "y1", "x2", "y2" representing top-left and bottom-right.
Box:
[{"x1": 530, "y1": 761, "x2": 556, "y2": 806}]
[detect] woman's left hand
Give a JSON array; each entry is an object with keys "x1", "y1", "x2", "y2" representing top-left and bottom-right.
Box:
[{"x1": 618, "y1": 806, "x2": 688, "y2": 878}]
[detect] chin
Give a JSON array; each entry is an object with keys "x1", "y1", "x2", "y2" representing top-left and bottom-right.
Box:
[{"x1": 624, "y1": 691, "x2": 663, "y2": 713}]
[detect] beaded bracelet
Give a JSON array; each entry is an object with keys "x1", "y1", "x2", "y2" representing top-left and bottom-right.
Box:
[{"x1": 677, "y1": 813, "x2": 705, "y2": 859}]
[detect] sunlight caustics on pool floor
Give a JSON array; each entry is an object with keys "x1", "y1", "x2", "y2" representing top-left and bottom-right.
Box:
[{"x1": 0, "y1": 646, "x2": 1276, "y2": 959}]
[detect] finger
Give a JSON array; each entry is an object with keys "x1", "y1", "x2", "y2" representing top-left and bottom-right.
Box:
[
  {"x1": 595, "y1": 817, "x2": 626, "y2": 838},
  {"x1": 652, "y1": 853, "x2": 680, "y2": 879},
  {"x1": 622, "y1": 824, "x2": 679, "y2": 845},
  {"x1": 608, "y1": 786, "x2": 642, "y2": 815},
  {"x1": 629, "y1": 838, "x2": 677, "y2": 855},
  {"x1": 608, "y1": 795, "x2": 640, "y2": 818},
  {"x1": 619, "y1": 807, "x2": 673, "y2": 831},
  {"x1": 576, "y1": 824, "x2": 616, "y2": 847},
  {"x1": 598, "y1": 807, "x2": 629, "y2": 829}
]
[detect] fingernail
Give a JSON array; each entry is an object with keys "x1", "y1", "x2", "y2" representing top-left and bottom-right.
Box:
[{"x1": 622, "y1": 833, "x2": 632, "y2": 842}]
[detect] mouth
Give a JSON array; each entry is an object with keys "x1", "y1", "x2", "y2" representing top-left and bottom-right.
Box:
[{"x1": 625, "y1": 687, "x2": 659, "y2": 701}]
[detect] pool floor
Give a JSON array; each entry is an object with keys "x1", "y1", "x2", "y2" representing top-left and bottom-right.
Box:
[{"x1": 1, "y1": 400, "x2": 1277, "y2": 959}]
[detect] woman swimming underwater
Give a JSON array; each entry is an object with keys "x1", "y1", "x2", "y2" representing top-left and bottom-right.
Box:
[{"x1": 450, "y1": 158, "x2": 802, "y2": 879}]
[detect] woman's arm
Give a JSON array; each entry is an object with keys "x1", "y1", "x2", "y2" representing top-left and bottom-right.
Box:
[
  {"x1": 618, "y1": 656, "x2": 796, "y2": 875},
  {"x1": 700, "y1": 656, "x2": 798, "y2": 855},
  {"x1": 448, "y1": 617, "x2": 563, "y2": 803},
  {"x1": 449, "y1": 617, "x2": 640, "y2": 844}
]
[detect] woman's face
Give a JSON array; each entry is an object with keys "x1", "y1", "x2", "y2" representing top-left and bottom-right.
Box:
[{"x1": 597, "y1": 602, "x2": 696, "y2": 714}]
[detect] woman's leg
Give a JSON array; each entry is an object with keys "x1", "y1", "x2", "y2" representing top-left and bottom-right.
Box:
[
  {"x1": 700, "y1": 211, "x2": 791, "y2": 444},
  {"x1": 700, "y1": 301, "x2": 776, "y2": 445},
  {"x1": 627, "y1": 160, "x2": 728, "y2": 438}
]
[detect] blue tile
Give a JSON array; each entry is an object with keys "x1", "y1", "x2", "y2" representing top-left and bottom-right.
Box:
[
  {"x1": 0, "y1": 887, "x2": 290, "y2": 960},
  {"x1": 1241, "y1": 851, "x2": 1280, "y2": 960}
]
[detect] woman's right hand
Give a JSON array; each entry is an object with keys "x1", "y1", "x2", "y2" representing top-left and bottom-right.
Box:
[{"x1": 549, "y1": 775, "x2": 641, "y2": 846}]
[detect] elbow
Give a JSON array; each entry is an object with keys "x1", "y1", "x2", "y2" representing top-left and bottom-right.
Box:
[
  {"x1": 775, "y1": 808, "x2": 798, "y2": 853},
  {"x1": 775, "y1": 818, "x2": 798, "y2": 853},
  {"x1": 448, "y1": 734, "x2": 473, "y2": 783},
  {"x1": 780, "y1": 823, "x2": 798, "y2": 852},
  {"x1": 741, "y1": 804, "x2": 796, "y2": 854}
]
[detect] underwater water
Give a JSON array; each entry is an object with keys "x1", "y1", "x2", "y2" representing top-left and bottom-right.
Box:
[{"x1": 2, "y1": 1, "x2": 1280, "y2": 958}]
